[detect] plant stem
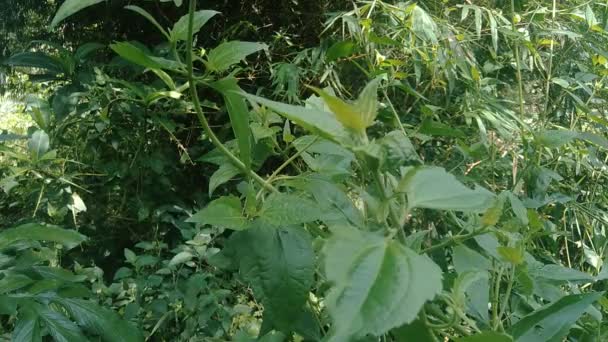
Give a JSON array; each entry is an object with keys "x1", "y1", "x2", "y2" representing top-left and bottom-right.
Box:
[
  {"x1": 255, "y1": 137, "x2": 318, "y2": 199},
  {"x1": 510, "y1": 0, "x2": 525, "y2": 125},
  {"x1": 422, "y1": 227, "x2": 490, "y2": 254},
  {"x1": 185, "y1": 0, "x2": 277, "y2": 194}
]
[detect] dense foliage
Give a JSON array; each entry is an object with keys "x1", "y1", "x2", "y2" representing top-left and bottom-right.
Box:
[{"x1": 3, "y1": 0, "x2": 608, "y2": 341}]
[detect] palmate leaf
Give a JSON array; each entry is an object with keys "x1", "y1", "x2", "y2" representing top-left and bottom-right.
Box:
[
  {"x1": 397, "y1": 166, "x2": 495, "y2": 212},
  {"x1": 52, "y1": 297, "x2": 144, "y2": 342},
  {"x1": 323, "y1": 227, "x2": 442, "y2": 340},
  {"x1": 228, "y1": 223, "x2": 315, "y2": 332}
]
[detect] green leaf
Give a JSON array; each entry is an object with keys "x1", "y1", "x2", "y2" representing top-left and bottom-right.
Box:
[
  {"x1": 212, "y1": 77, "x2": 252, "y2": 169},
  {"x1": 37, "y1": 304, "x2": 88, "y2": 342},
  {"x1": 110, "y1": 42, "x2": 183, "y2": 70},
  {"x1": 398, "y1": 167, "x2": 495, "y2": 212},
  {"x1": 53, "y1": 297, "x2": 144, "y2": 342},
  {"x1": 171, "y1": 10, "x2": 219, "y2": 42},
  {"x1": 241, "y1": 93, "x2": 350, "y2": 144},
  {"x1": 124, "y1": 6, "x2": 170, "y2": 40},
  {"x1": 0, "y1": 274, "x2": 34, "y2": 294},
  {"x1": 206, "y1": 41, "x2": 268, "y2": 72},
  {"x1": 410, "y1": 5, "x2": 438, "y2": 44},
  {"x1": 509, "y1": 292, "x2": 603, "y2": 342},
  {"x1": 187, "y1": 196, "x2": 246, "y2": 230},
  {"x1": 5, "y1": 52, "x2": 66, "y2": 75},
  {"x1": 378, "y1": 130, "x2": 421, "y2": 170},
  {"x1": 169, "y1": 251, "x2": 193, "y2": 267},
  {"x1": 28, "y1": 130, "x2": 50, "y2": 161},
  {"x1": 259, "y1": 193, "x2": 321, "y2": 226},
  {"x1": 536, "y1": 129, "x2": 608, "y2": 149},
  {"x1": 420, "y1": 118, "x2": 466, "y2": 137},
  {"x1": 326, "y1": 40, "x2": 356, "y2": 62},
  {"x1": 323, "y1": 227, "x2": 442, "y2": 340},
  {"x1": 0, "y1": 223, "x2": 86, "y2": 250},
  {"x1": 51, "y1": 0, "x2": 104, "y2": 28},
  {"x1": 230, "y1": 223, "x2": 315, "y2": 332},
  {"x1": 13, "y1": 304, "x2": 42, "y2": 342},
  {"x1": 456, "y1": 332, "x2": 513, "y2": 342},
  {"x1": 209, "y1": 163, "x2": 241, "y2": 196},
  {"x1": 391, "y1": 318, "x2": 436, "y2": 342}
]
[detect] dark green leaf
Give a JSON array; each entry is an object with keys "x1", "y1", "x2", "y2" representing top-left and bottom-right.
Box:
[
  {"x1": 171, "y1": 10, "x2": 219, "y2": 42},
  {"x1": 5, "y1": 52, "x2": 66, "y2": 75},
  {"x1": 206, "y1": 41, "x2": 268, "y2": 72},
  {"x1": 212, "y1": 77, "x2": 252, "y2": 169},
  {"x1": 259, "y1": 193, "x2": 321, "y2": 226},
  {"x1": 509, "y1": 292, "x2": 603, "y2": 342},
  {"x1": 456, "y1": 332, "x2": 513, "y2": 342},
  {"x1": 231, "y1": 224, "x2": 315, "y2": 332},
  {"x1": 209, "y1": 163, "x2": 241, "y2": 196},
  {"x1": 0, "y1": 223, "x2": 87, "y2": 250}
]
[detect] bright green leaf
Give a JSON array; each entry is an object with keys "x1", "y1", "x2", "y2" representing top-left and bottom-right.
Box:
[
  {"x1": 0, "y1": 223, "x2": 86, "y2": 250},
  {"x1": 323, "y1": 227, "x2": 442, "y2": 340}
]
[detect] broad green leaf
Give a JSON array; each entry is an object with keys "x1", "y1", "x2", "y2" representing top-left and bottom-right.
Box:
[
  {"x1": 391, "y1": 318, "x2": 436, "y2": 342},
  {"x1": 309, "y1": 77, "x2": 381, "y2": 132},
  {"x1": 212, "y1": 77, "x2": 252, "y2": 169},
  {"x1": 52, "y1": 85, "x2": 81, "y2": 121},
  {"x1": 13, "y1": 304, "x2": 42, "y2": 342},
  {"x1": 536, "y1": 129, "x2": 608, "y2": 149},
  {"x1": 110, "y1": 42, "x2": 183, "y2": 70},
  {"x1": 37, "y1": 304, "x2": 88, "y2": 342},
  {"x1": 420, "y1": 118, "x2": 466, "y2": 137},
  {"x1": 0, "y1": 274, "x2": 34, "y2": 294},
  {"x1": 326, "y1": 40, "x2": 356, "y2": 62},
  {"x1": 209, "y1": 163, "x2": 241, "y2": 196},
  {"x1": 532, "y1": 264, "x2": 595, "y2": 283},
  {"x1": 456, "y1": 332, "x2": 513, "y2": 342},
  {"x1": 410, "y1": 5, "x2": 438, "y2": 44},
  {"x1": 509, "y1": 292, "x2": 603, "y2": 342},
  {"x1": 74, "y1": 42, "x2": 105, "y2": 61},
  {"x1": 124, "y1": 6, "x2": 170, "y2": 40},
  {"x1": 171, "y1": 10, "x2": 219, "y2": 42},
  {"x1": 169, "y1": 251, "x2": 193, "y2": 267},
  {"x1": 259, "y1": 193, "x2": 321, "y2": 226},
  {"x1": 51, "y1": 0, "x2": 104, "y2": 28},
  {"x1": 25, "y1": 96, "x2": 51, "y2": 130},
  {"x1": 323, "y1": 228, "x2": 442, "y2": 340},
  {"x1": 206, "y1": 41, "x2": 268, "y2": 72},
  {"x1": 398, "y1": 167, "x2": 495, "y2": 211},
  {"x1": 188, "y1": 196, "x2": 246, "y2": 230},
  {"x1": 378, "y1": 130, "x2": 421, "y2": 170},
  {"x1": 28, "y1": 130, "x2": 50, "y2": 161},
  {"x1": 0, "y1": 223, "x2": 87, "y2": 250},
  {"x1": 5, "y1": 52, "x2": 66, "y2": 75},
  {"x1": 230, "y1": 223, "x2": 315, "y2": 332},
  {"x1": 242, "y1": 93, "x2": 350, "y2": 144},
  {"x1": 452, "y1": 245, "x2": 491, "y2": 323},
  {"x1": 53, "y1": 297, "x2": 144, "y2": 342}
]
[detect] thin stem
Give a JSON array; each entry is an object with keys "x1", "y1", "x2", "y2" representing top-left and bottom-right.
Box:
[
  {"x1": 510, "y1": 0, "x2": 525, "y2": 126},
  {"x1": 542, "y1": 0, "x2": 557, "y2": 121},
  {"x1": 185, "y1": 0, "x2": 277, "y2": 194},
  {"x1": 491, "y1": 266, "x2": 505, "y2": 330},
  {"x1": 373, "y1": 168, "x2": 405, "y2": 241},
  {"x1": 497, "y1": 266, "x2": 516, "y2": 331},
  {"x1": 422, "y1": 227, "x2": 490, "y2": 254},
  {"x1": 255, "y1": 137, "x2": 318, "y2": 200}
]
